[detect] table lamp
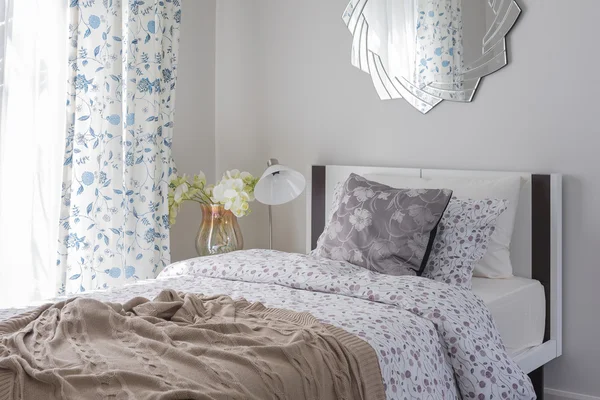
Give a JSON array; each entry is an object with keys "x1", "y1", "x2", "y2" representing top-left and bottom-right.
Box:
[{"x1": 254, "y1": 159, "x2": 306, "y2": 249}]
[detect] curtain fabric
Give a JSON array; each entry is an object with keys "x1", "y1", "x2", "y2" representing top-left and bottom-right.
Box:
[
  {"x1": 364, "y1": 0, "x2": 418, "y2": 86},
  {"x1": 363, "y1": 0, "x2": 464, "y2": 91},
  {"x1": 0, "y1": 0, "x2": 68, "y2": 307},
  {"x1": 414, "y1": 0, "x2": 464, "y2": 90},
  {"x1": 57, "y1": 0, "x2": 181, "y2": 295}
]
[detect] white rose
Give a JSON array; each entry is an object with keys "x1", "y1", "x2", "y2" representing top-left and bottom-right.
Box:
[
  {"x1": 205, "y1": 184, "x2": 214, "y2": 197},
  {"x1": 226, "y1": 169, "x2": 241, "y2": 179},
  {"x1": 232, "y1": 178, "x2": 244, "y2": 191},
  {"x1": 174, "y1": 182, "x2": 189, "y2": 203},
  {"x1": 195, "y1": 171, "x2": 206, "y2": 186},
  {"x1": 224, "y1": 188, "x2": 238, "y2": 200},
  {"x1": 211, "y1": 184, "x2": 226, "y2": 203}
]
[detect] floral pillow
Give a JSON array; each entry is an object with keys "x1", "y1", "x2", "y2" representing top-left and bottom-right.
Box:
[
  {"x1": 423, "y1": 197, "x2": 508, "y2": 288},
  {"x1": 315, "y1": 174, "x2": 453, "y2": 276}
]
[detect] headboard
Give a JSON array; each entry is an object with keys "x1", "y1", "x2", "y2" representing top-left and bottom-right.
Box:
[{"x1": 306, "y1": 165, "x2": 562, "y2": 373}]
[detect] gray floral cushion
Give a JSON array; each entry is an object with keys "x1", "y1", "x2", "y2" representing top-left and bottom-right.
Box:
[
  {"x1": 316, "y1": 174, "x2": 452, "y2": 276},
  {"x1": 423, "y1": 197, "x2": 508, "y2": 288}
]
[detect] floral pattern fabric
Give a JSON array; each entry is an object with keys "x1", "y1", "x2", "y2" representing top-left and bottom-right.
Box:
[
  {"x1": 316, "y1": 174, "x2": 452, "y2": 276},
  {"x1": 423, "y1": 197, "x2": 508, "y2": 288},
  {"x1": 0, "y1": 250, "x2": 535, "y2": 399},
  {"x1": 414, "y1": 0, "x2": 465, "y2": 91},
  {"x1": 57, "y1": 0, "x2": 181, "y2": 295}
]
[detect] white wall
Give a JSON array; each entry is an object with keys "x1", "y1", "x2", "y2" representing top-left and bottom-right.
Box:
[
  {"x1": 170, "y1": 0, "x2": 217, "y2": 262},
  {"x1": 214, "y1": 0, "x2": 600, "y2": 397},
  {"x1": 215, "y1": 1, "x2": 270, "y2": 250}
]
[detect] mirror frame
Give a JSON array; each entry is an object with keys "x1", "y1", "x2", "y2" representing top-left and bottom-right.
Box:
[{"x1": 343, "y1": 0, "x2": 522, "y2": 114}]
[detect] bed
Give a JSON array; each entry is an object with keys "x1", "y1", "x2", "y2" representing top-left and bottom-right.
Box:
[
  {"x1": 0, "y1": 165, "x2": 562, "y2": 400},
  {"x1": 308, "y1": 165, "x2": 563, "y2": 398}
]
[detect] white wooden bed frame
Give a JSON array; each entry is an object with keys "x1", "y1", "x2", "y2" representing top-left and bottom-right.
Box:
[{"x1": 305, "y1": 165, "x2": 562, "y2": 397}]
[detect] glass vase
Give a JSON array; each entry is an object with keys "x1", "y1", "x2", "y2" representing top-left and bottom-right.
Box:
[{"x1": 195, "y1": 204, "x2": 243, "y2": 257}]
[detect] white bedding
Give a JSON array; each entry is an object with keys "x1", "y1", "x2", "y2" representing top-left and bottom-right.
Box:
[
  {"x1": 472, "y1": 277, "x2": 545, "y2": 355},
  {"x1": 0, "y1": 250, "x2": 535, "y2": 399}
]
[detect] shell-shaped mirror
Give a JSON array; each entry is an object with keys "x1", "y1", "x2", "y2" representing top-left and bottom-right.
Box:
[{"x1": 343, "y1": 0, "x2": 521, "y2": 114}]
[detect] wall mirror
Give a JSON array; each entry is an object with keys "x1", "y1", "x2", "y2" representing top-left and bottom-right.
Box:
[{"x1": 343, "y1": 0, "x2": 521, "y2": 113}]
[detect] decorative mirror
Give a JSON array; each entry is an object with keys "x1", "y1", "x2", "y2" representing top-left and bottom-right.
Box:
[{"x1": 343, "y1": 0, "x2": 521, "y2": 113}]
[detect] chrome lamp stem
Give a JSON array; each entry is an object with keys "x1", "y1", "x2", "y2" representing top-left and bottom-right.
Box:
[{"x1": 268, "y1": 204, "x2": 273, "y2": 250}]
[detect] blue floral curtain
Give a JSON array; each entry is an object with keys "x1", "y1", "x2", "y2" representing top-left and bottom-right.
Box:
[
  {"x1": 415, "y1": 0, "x2": 464, "y2": 90},
  {"x1": 57, "y1": 0, "x2": 181, "y2": 295}
]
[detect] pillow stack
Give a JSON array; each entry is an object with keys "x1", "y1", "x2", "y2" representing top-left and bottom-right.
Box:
[{"x1": 313, "y1": 173, "x2": 522, "y2": 288}]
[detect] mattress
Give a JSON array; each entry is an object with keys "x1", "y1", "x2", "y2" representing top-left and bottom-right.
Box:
[{"x1": 471, "y1": 276, "x2": 545, "y2": 355}]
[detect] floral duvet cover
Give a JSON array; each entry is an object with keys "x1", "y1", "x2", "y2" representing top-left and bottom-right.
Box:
[{"x1": 0, "y1": 250, "x2": 535, "y2": 399}]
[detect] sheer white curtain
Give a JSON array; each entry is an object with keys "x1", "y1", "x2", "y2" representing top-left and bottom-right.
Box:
[
  {"x1": 0, "y1": 0, "x2": 68, "y2": 307},
  {"x1": 364, "y1": 0, "x2": 418, "y2": 85}
]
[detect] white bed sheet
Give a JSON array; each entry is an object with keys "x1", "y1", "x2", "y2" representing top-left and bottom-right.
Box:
[{"x1": 471, "y1": 276, "x2": 545, "y2": 355}]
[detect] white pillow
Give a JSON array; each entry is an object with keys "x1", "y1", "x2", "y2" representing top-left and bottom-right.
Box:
[
  {"x1": 364, "y1": 174, "x2": 523, "y2": 278},
  {"x1": 311, "y1": 181, "x2": 344, "y2": 257}
]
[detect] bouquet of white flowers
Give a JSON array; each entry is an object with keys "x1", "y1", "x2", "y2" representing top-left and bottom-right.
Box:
[{"x1": 168, "y1": 169, "x2": 258, "y2": 225}]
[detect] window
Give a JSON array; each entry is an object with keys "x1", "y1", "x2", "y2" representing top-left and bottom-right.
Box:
[{"x1": 0, "y1": 0, "x2": 67, "y2": 307}]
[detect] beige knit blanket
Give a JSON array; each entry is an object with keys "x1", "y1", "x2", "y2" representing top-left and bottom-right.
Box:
[{"x1": 0, "y1": 290, "x2": 384, "y2": 400}]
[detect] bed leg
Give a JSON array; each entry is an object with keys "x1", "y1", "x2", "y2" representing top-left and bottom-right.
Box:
[{"x1": 529, "y1": 367, "x2": 544, "y2": 400}]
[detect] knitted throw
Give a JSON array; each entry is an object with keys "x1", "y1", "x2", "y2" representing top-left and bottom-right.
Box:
[{"x1": 0, "y1": 290, "x2": 384, "y2": 400}]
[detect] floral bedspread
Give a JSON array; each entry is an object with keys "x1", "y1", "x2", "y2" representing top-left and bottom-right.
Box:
[{"x1": 0, "y1": 250, "x2": 534, "y2": 399}]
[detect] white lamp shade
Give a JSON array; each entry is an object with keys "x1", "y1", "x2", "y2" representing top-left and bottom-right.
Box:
[{"x1": 254, "y1": 165, "x2": 306, "y2": 206}]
